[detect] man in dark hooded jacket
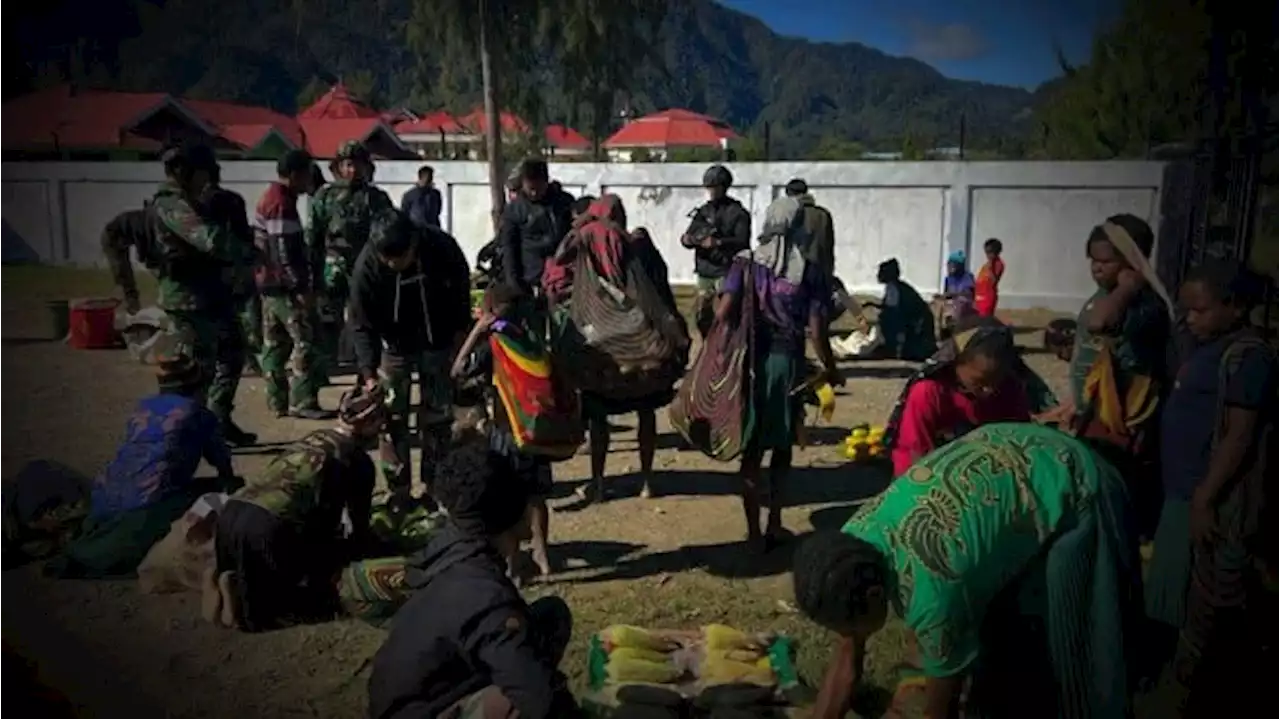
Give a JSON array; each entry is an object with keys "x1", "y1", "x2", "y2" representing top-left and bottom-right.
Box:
[
  {"x1": 368, "y1": 440, "x2": 576, "y2": 719},
  {"x1": 349, "y1": 209, "x2": 471, "y2": 510},
  {"x1": 497, "y1": 158, "x2": 574, "y2": 293}
]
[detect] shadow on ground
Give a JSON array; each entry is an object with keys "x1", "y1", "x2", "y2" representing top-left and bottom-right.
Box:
[{"x1": 555, "y1": 462, "x2": 892, "y2": 582}]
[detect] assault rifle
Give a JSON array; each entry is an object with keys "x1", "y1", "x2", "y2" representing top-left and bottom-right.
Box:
[{"x1": 680, "y1": 204, "x2": 717, "y2": 249}]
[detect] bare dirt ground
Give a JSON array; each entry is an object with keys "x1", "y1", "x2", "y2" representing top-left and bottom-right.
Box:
[{"x1": 2, "y1": 267, "x2": 1072, "y2": 718}]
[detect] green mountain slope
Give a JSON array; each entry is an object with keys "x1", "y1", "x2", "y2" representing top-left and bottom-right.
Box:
[{"x1": 11, "y1": 0, "x2": 1035, "y2": 156}]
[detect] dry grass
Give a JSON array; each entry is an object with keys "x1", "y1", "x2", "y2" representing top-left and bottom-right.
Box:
[{"x1": 2, "y1": 265, "x2": 1073, "y2": 718}]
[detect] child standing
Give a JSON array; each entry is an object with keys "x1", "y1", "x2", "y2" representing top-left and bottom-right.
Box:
[
  {"x1": 1145, "y1": 261, "x2": 1275, "y2": 716},
  {"x1": 938, "y1": 250, "x2": 977, "y2": 337},
  {"x1": 451, "y1": 283, "x2": 555, "y2": 580},
  {"x1": 975, "y1": 238, "x2": 1005, "y2": 317}
]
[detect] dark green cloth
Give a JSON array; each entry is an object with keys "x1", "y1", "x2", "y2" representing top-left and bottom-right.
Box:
[
  {"x1": 45, "y1": 480, "x2": 226, "y2": 579},
  {"x1": 1145, "y1": 497, "x2": 1192, "y2": 629},
  {"x1": 747, "y1": 349, "x2": 802, "y2": 452},
  {"x1": 878, "y1": 280, "x2": 936, "y2": 361}
]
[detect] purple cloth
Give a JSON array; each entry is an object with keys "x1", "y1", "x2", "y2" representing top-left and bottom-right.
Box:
[
  {"x1": 90, "y1": 393, "x2": 231, "y2": 519},
  {"x1": 943, "y1": 272, "x2": 977, "y2": 320},
  {"x1": 722, "y1": 256, "x2": 828, "y2": 349}
]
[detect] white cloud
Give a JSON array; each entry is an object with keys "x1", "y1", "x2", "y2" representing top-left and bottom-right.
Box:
[{"x1": 904, "y1": 19, "x2": 989, "y2": 62}]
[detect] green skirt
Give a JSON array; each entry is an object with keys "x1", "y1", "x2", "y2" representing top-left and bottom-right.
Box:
[
  {"x1": 1145, "y1": 498, "x2": 1192, "y2": 629},
  {"x1": 747, "y1": 349, "x2": 802, "y2": 452}
]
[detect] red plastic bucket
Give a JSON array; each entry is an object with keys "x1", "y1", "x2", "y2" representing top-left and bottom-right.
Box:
[{"x1": 68, "y1": 298, "x2": 121, "y2": 350}]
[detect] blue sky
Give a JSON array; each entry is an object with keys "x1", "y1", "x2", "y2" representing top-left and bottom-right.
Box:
[{"x1": 719, "y1": 0, "x2": 1121, "y2": 88}]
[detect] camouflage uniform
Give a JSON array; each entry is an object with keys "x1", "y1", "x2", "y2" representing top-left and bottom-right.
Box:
[
  {"x1": 379, "y1": 350, "x2": 455, "y2": 499},
  {"x1": 253, "y1": 179, "x2": 324, "y2": 415},
  {"x1": 219, "y1": 428, "x2": 375, "y2": 632},
  {"x1": 240, "y1": 294, "x2": 263, "y2": 374},
  {"x1": 205, "y1": 184, "x2": 258, "y2": 418},
  {"x1": 306, "y1": 141, "x2": 395, "y2": 378},
  {"x1": 146, "y1": 181, "x2": 248, "y2": 419}
]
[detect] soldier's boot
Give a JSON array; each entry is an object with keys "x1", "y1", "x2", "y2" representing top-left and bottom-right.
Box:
[{"x1": 219, "y1": 418, "x2": 258, "y2": 447}]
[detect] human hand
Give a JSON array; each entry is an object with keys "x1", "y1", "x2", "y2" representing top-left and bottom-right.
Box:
[
  {"x1": 363, "y1": 375, "x2": 380, "y2": 392},
  {"x1": 699, "y1": 236, "x2": 717, "y2": 250}
]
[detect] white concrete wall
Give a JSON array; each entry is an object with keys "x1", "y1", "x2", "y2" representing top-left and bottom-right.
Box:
[{"x1": 1, "y1": 160, "x2": 1166, "y2": 311}]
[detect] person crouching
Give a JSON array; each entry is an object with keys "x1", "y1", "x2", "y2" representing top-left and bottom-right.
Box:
[
  {"x1": 202, "y1": 387, "x2": 387, "y2": 632},
  {"x1": 368, "y1": 440, "x2": 577, "y2": 719}
]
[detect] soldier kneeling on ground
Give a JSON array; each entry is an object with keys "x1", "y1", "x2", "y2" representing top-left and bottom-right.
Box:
[{"x1": 201, "y1": 386, "x2": 386, "y2": 632}]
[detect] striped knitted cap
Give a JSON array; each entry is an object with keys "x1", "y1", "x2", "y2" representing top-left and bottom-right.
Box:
[
  {"x1": 338, "y1": 385, "x2": 387, "y2": 426},
  {"x1": 152, "y1": 334, "x2": 204, "y2": 390}
]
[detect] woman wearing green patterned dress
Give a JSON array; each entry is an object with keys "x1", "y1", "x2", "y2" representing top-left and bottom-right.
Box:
[{"x1": 793, "y1": 423, "x2": 1140, "y2": 719}]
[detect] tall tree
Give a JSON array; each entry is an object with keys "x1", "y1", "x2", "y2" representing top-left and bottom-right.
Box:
[
  {"x1": 405, "y1": 0, "x2": 544, "y2": 223},
  {"x1": 1035, "y1": 0, "x2": 1213, "y2": 159},
  {"x1": 548, "y1": 0, "x2": 669, "y2": 157}
]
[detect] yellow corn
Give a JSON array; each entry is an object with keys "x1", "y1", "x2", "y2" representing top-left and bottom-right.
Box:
[
  {"x1": 703, "y1": 624, "x2": 760, "y2": 651},
  {"x1": 606, "y1": 656, "x2": 681, "y2": 684},
  {"x1": 604, "y1": 625, "x2": 677, "y2": 652},
  {"x1": 610, "y1": 646, "x2": 672, "y2": 664},
  {"x1": 700, "y1": 655, "x2": 775, "y2": 686}
]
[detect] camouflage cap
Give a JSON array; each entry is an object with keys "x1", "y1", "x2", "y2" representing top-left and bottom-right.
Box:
[
  {"x1": 336, "y1": 140, "x2": 372, "y2": 162},
  {"x1": 339, "y1": 385, "x2": 387, "y2": 426}
]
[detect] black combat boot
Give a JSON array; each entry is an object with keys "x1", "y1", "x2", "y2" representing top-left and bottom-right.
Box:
[{"x1": 219, "y1": 418, "x2": 258, "y2": 447}]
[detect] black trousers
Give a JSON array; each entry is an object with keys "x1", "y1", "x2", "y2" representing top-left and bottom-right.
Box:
[{"x1": 214, "y1": 501, "x2": 341, "y2": 632}]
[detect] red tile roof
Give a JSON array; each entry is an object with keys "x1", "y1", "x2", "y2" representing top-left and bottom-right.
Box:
[
  {"x1": 603, "y1": 108, "x2": 739, "y2": 149},
  {"x1": 458, "y1": 108, "x2": 530, "y2": 134},
  {"x1": 297, "y1": 118, "x2": 415, "y2": 159},
  {"x1": 297, "y1": 83, "x2": 380, "y2": 120},
  {"x1": 2, "y1": 86, "x2": 220, "y2": 150},
  {"x1": 545, "y1": 124, "x2": 590, "y2": 149},
  {"x1": 396, "y1": 111, "x2": 468, "y2": 135},
  {"x1": 182, "y1": 98, "x2": 305, "y2": 147}
]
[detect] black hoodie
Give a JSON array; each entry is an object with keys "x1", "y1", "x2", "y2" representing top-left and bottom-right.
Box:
[
  {"x1": 348, "y1": 226, "x2": 472, "y2": 381},
  {"x1": 367, "y1": 524, "x2": 555, "y2": 719}
]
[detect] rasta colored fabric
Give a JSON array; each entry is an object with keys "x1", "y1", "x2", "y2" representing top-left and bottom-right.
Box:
[
  {"x1": 549, "y1": 195, "x2": 690, "y2": 408},
  {"x1": 490, "y1": 306, "x2": 584, "y2": 461},
  {"x1": 843, "y1": 423, "x2": 1139, "y2": 719},
  {"x1": 669, "y1": 262, "x2": 756, "y2": 462},
  {"x1": 337, "y1": 556, "x2": 414, "y2": 627}
]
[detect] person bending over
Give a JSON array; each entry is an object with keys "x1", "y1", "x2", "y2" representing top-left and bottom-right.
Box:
[
  {"x1": 368, "y1": 441, "x2": 578, "y2": 719},
  {"x1": 794, "y1": 423, "x2": 1140, "y2": 719},
  {"x1": 204, "y1": 387, "x2": 387, "y2": 632}
]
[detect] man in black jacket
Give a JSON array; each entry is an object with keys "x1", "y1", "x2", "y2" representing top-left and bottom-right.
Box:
[
  {"x1": 681, "y1": 164, "x2": 752, "y2": 339},
  {"x1": 401, "y1": 165, "x2": 443, "y2": 230},
  {"x1": 368, "y1": 440, "x2": 576, "y2": 719},
  {"x1": 349, "y1": 209, "x2": 471, "y2": 510},
  {"x1": 497, "y1": 158, "x2": 574, "y2": 293}
]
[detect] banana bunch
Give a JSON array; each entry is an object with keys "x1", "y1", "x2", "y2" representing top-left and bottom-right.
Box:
[
  {"x1": 844, "y1": 423, "x2": 886, "y2": 462},
  {"x1": 699, "y1": 625, "x2": 776, "y2": 687},
  {"x1": 601, "y1": 625, "x2": 683, "y2": 684}
]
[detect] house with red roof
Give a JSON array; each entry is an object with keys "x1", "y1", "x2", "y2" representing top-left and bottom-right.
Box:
[
  {"x1": 395, "y1": 107, "x2": 592, "y2": 159},
  {"x1": 2, "y1": 83, "x2": 416, "y2": 160},
  {"x1": 602, "y1": 108, "x2": 739, "y2": 161}
]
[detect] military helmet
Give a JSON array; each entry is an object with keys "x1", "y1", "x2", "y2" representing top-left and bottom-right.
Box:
[
  {"x1": 336, "y1": 140, "x2": 372, "y2": 162},
  {"x1": 702, "y1": 164, "x2": 733, "y2": 189}
]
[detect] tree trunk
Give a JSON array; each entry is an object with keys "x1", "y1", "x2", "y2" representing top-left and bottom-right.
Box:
[{"x1": 479, "y1": 0, "x2": 505, "y2": 231}]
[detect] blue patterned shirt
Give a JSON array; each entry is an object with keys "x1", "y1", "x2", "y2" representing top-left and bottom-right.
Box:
[{"x1": 90, "y1": 393, "x2": 232, "y2": 518}]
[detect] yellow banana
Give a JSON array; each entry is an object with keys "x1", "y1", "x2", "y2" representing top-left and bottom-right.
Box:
[{"x1": 606, "y1": 656, "x2": 682, "y2": 684}]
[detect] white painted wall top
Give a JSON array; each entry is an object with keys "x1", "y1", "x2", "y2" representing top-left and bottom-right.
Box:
[{"x1": 3, "y1": 160, "x2": 1167, "y2": 312}]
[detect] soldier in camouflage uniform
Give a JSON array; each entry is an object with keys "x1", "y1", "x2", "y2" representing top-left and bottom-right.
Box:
[
  {"x1": 307, "y1": 141, "x2": 395, "y2": 381},
  {"x1": 101, "y1": 209, "x2": 153, "y2": 316},
  {"x1": 252, "y1": 150, "x2": 332, "y2": 419},
  {"x1": 111, "y1": 143, "x2": 256, "y2": 445},
  {"x1": 203, "y1": 387, "x2": 387, "y2": 632},
  {"x1": 204, "y1": 166, "x2": 259, "y2": 424}
]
